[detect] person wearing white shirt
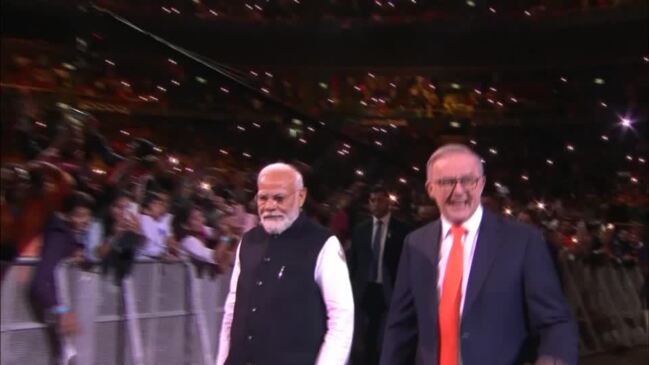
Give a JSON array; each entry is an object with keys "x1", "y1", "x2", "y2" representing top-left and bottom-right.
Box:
[
  {"x1": 216, "y1": 163, "x2": 354, "y2": 365},
  {"x1": 171, "y1": 204, "x2": 233, "y2": 266},
  {"x1": 380, "y1": 144, "x2": 577, "y2": 365},
  {"x1": 138, "y1": 192, "x2": 173, "y2": 258}
]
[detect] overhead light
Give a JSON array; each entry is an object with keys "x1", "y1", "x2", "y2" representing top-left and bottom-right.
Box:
[{"x1": 620, "y1": 117, "x2": 633, "y2": 127}]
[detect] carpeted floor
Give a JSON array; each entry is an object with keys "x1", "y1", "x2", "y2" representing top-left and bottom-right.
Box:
[{"x1": 580, "y1": 347, "x2": 648, "y2": 365}]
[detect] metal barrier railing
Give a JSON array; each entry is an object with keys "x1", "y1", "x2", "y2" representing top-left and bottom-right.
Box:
[
  {"x1": 1, "y1": 254, "x2": 646, "y2": 364},
  {"x1": 558, "y1": 253, "x2": 648, "y2": 355},
  {"x1": 1, "y1": 259, "x2": 230, "y2": 365}
]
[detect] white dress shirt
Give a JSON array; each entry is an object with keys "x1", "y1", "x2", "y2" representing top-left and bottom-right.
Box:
[
  {"x1": 437, "y1": 205, "x2": 483, "y2": 314},
  {"x1": 372, "y1": 213, "x2": 391, "y2": 283},
  {"x1": 216, "y1": 235, "x2": 355, "y2": 365}
]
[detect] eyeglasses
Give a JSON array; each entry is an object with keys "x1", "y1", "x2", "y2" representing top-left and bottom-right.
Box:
[
  {"x1": 432, "y1": 176, "x2": 482, "y2": 190},
  {"x1": 256, "y1": 191, "x2": 298, "y2": 205}
]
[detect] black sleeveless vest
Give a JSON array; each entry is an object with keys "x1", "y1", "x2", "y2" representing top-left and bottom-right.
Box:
[{"x1": 226, "y1": 213, "x2": 332, "y2": 365}]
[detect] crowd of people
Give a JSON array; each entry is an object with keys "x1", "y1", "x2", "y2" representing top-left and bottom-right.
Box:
[
  {"x1": 91, "y1": 0, "x2": 643, "y2": 24},
  {"x1": 1, "y1": 102, "x2": 646, "y2": 341},
  {"x1": 8, "y1": 37, "x2": 638, "y2": 123},
  {"x1": 1, "y1": 2, "x2": 647, "y2": 363}
]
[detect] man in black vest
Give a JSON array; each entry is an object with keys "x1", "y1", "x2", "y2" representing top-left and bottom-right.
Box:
[
  {"x1": 349, "y1": 185, "x2": 410, "y2": 365},
  {"x1": 216, "y1": 163, "x2": 354, "y2": 365}
]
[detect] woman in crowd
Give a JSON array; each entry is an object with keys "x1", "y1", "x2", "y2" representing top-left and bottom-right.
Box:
[
  {"x1": 91, "y1": 191, "x2": 143, "y2": 281},
  {"x1": 172, "y1": 204, "x2": 230, "y2": 268}
]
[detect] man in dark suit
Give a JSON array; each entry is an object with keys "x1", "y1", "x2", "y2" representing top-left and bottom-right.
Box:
[
  {"x1": 380, "y1": 144, "x2": 578, "y2": 365},
  {"x1": 349, "y1": 185, "x2": 410, "y2": 365}
]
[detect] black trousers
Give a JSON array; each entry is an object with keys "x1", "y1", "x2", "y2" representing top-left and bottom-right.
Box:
[{"x1": 353, "y1": 282, "x2": 388, "y2": 365}]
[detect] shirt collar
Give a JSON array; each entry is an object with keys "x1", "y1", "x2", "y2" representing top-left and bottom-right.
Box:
[
  {"x1": 441, "y1": 205, "x2": 483, "y2": 238},
  {"x1": 373, "y1": 213, "x2": 391, "y2": 227}
]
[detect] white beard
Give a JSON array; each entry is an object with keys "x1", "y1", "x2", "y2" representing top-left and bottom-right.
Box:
[{"x1": 260, "y1": 208, "x2": 300, "y2": 234}]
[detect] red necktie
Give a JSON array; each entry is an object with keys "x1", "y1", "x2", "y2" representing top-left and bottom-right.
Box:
[{"x1": 439, "y1": 225, "x2": 465, "y2": 365}]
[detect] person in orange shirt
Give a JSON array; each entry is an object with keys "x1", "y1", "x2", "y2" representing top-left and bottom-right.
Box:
[{"x1": 1, "y1": 161, "x2": 74, "y2": 262}]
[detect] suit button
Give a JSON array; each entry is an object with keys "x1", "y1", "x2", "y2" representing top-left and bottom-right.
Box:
[
  {"x1": 461, "y1": 332, "x2": 470, "y2": 340},
  {"x1": 251, "y1": 307, "x2": 257, "y2": 312},
  {"x1": 263, "y1": 257, "x2": 271, "y2": 262},
  {"x1": 247, "y1": 335, "x2": 254, "y2": 341},
  {"x1": 257, "y1": 280, "x2": 263, "y2": 286}
]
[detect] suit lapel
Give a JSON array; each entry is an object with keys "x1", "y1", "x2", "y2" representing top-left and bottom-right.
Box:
[
  {"x1": 424, "y1": 220, "x2": 442, "y2": 284},
  {"x1": 364, "y1": 219, "x2": 374, "y2": 251},
  {"x1": 463, "y1": 211, "x2": 502, "y2": 316},
  {"x1": 384, "y1": 218, "x2": 397, "y2": 250},
  {"x1": 423, "y1": 221, "x2": 442, "y2": 321}
]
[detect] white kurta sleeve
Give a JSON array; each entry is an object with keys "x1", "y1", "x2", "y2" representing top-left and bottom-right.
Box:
[
  {"x1": 314, "y1": 236, "x2": 355, "y2": 365},
  {"x1": 215, "y1": 242, "x2": 242, "y2": 365}
]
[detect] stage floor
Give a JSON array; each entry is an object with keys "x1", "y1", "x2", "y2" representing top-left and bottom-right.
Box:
[{"x1": 580, "y1": 346, "x2": 648, "y2": 365}]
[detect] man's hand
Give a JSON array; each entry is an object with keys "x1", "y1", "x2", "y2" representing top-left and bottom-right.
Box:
[
  {"x1": 214, "y1": 244, "x2": 234, "y2": 268},
  {"x1": 96, "y1": 243, "x2": 111, "y2": 259},
  {"x1": 123, "y1": 212, "x2": 141, "y2": 233}
]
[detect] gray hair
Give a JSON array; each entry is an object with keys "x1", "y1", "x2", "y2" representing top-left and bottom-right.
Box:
[
  {"x1": 257, "y1": 162, "x2": 304, "y2": 190},
  {"x1": 426, "y1": 144, "x2": 484, "y2": 183}
]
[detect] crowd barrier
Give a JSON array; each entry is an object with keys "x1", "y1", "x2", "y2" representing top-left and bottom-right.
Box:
[
  {"x1": 559, "y1": 253, "x2": 648, "y2": 355},
  {"x1": 1, "y1": 254, "x2": 647, "y2": 364},
  {"x1": 1, "y1": 259, "x2": 230, "y2": 365}
]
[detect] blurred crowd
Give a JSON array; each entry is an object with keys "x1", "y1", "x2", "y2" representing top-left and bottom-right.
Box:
[
  {"x1": 5, "y1": 37, "x2": 632, "y2": 122},
  {"x1": 1, "y1": 102, "x2": 646, "y2": 262},
  {"x1": 92, "y1": 0, "x2": 644, "y2": 24},
  {"x1": 0, "y1": 100, "x2": 647, "y2": 339}
]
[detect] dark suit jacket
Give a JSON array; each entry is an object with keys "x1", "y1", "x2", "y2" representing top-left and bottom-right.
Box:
[
  {"x1": 380, "y1": 209, "x2": 578, "y2": 365},
  {"x1": 349, "y1": 216, "x2": 410, "y2": 304}
]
